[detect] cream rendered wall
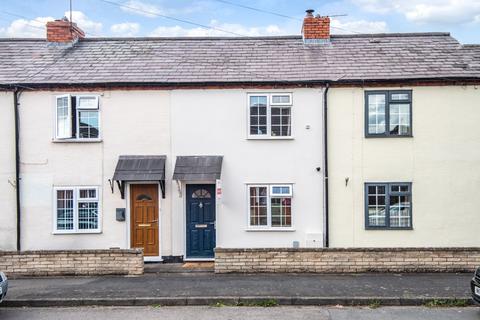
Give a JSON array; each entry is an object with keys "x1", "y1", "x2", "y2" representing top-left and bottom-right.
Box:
[
  {"x1": 170, "y1": 88, "x2": 324, "y2": 254},
  {"x1": 18, "y1": 90, "x2": 172, "y2": 253},
  {"x1": 328, "y1": 86, "x2": 480, "y2": 247},
  {"x1": 0, "y1": 91, "x2": 17, "y2": 250}
]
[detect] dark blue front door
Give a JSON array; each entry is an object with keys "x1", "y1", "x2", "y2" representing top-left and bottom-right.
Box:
[{"x1": 186, "y1": 184, "x2": 216, "y2": 258}]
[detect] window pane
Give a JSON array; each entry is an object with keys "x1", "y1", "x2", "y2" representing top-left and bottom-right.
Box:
[
  {"x1": 391, "y1": 93, "x2": 409, "y2": 101},
  {"x1": 77, "y1": 96, "x2": 98, "y2": 109},
  {"x1": 389, "y1": 103, "x2": 410, "y2": 135},
  {"x1": 272, "y1": 186, "x2": 291, "y2": 195},
  {"x1": 78, "y1": 201, "x2": 99, "y2": 230},
  {"x1": 249, "y1": 96, "x2": 267, "y2": 136},
  {"x1": 249, "y1": 187, "x2": 268, "y2": 226},
  {"x1": 79, "y1": 188, "x2": 96, "y2": 199},
  {"x1": 367, "y1": 185, "x2": 386, "y2": 227},
  {"x1": 367, "y1": 94, "x2": 386, "y2": 134},
  {"x1": 389, "y1": 194, "x2": 411, "y2": 228},
  {"x1": 271, "y1": 197, "x2": 292, "y2": 227},
  {"x1": 56, "y1": 189, "x2": 74, "y2": 230},
  {"x1": 271, "y1": 107, "x2": 291, "y2": 137},
  {"x1": 78, "y1": 111, "x2": 99, "y2": 139},
  {"x1": 56, "y1": 97, "x2": 70, "y2": 138},
  {"x1": 272, "y1": 95, "x2": 291, "y2": 104}
]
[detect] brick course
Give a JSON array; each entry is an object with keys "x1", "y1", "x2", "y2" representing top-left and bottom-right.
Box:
[
  {"x1": 0, "y1": 249, "x2": 143, "y2": 277},
  {"x1": 215, "y1": 248, "x2": 480, "y2": 273}
]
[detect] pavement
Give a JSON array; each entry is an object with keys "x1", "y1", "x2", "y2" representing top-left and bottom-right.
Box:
[
  {"x1": 0, "y1": 272, "x2": 475, "y2": 307},
  {"x1": 1, "y1": 306, "x2": 480, "y2": 320}
]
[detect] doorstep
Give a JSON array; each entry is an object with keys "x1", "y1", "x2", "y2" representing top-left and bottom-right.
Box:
[{"x1": 144, "y1": 262, "x2": 214, "y2": 274}]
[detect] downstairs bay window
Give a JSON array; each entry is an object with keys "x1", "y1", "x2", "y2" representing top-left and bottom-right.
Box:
[
  {"x1": 54, "y1": 186, "x2": 101, "y2": 233},
  {"x1": 248, "y1": 184, "x2": 293, "y2": 229}
]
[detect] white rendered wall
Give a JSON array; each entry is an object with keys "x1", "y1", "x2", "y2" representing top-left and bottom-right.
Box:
[
  {"x1": 170, "y1": 88, "x2": 325, "y2": 253},
  {"x1": 17, "y1": 90, "x2": 172, "y2": 254},
  {"x1": 0, "y1": 91, "x2": 17, "y2": 250}
]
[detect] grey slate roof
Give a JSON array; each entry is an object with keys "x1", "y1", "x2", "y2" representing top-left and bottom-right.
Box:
[
  {"x1": 0, "y1": 33, "x2": 479, "y2": 85},
  {"x1": 113, "y1": 155, "x2": 166, "y2": 181},
  {"x1": 173, "y1": 156, "x2": 223, "y2": 181}
]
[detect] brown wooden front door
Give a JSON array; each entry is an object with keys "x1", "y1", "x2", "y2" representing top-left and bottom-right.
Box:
[{"x1": 130, "y1": 184, "x2": 159, "y2": 256}]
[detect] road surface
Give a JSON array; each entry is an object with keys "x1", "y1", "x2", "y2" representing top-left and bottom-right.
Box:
[{"x1": 0, "y1": 306, "x2": 479, "y2": 320}]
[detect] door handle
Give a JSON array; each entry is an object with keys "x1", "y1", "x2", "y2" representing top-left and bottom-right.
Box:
[{"x1": 151, "y1": 220, "x2": 158, "y2": 223}]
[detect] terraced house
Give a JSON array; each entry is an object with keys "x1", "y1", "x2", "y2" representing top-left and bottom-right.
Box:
[{"x1": 0, "y1": 10, "x2": 479, "y2": 265}]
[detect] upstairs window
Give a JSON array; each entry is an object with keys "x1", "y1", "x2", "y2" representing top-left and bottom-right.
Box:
[
  {"x1": 365, "y1": 90, "x2": 412, "y2": 137},
  {"x1": 55, "y1": 95, "x2": 100, "y2": 140},
  {"x1": 248, "y1": 93, "x2": 292, "y2": 138}
]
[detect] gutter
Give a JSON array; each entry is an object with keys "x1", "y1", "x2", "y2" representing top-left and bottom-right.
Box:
[
  {"x1": 13, "y1": 87, "x2": 21, "y2": 251},
  {"x1": 323, "y1": 84, "x2": 330, "y2": 248},
  {"x1": 4, "y1": 76, "x2": 480, "y2": 90}
]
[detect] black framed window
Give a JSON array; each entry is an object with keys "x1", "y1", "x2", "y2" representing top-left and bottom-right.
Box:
[
  {"x1": 365, "y1": 90, "x2": 412, "y2": 137},
  {"x1": 365, "y1": 183, "x2": 412, "y2": 229}
]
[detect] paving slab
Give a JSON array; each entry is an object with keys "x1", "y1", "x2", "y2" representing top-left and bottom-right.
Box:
[{"x1": 1, "y1": 272, "x2": 475, "y2": 307}]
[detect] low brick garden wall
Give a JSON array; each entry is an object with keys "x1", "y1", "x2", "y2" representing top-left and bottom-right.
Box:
[
  {"x1": 215, "y1": 247, "x2": 480, "y2": 273},
  {"x1": 0, "y1": 249, "x2": 144, "y2": 277}
]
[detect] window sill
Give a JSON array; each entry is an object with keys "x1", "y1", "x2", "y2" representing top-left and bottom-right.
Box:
[
  {"x1": 52, "y1": 138, "x2": 103, "y2": 143},
  {"x1": 247, "y1": 136, "x2": 295, "y2": 141},
  {"x1": 365, "y1": 227, "x2": 413, "y2": 231},
  {"x1": 245, "y1": 227, "x2": 296, "y2": 232},
  {"x1": 365, "y1": 135, "x2": 413, "y2": 139},
  {"x1": 53, "y1": 230, "x2": 102, "y2": 235}
]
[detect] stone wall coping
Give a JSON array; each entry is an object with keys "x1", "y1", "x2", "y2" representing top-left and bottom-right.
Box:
[
  {"x1": 215, "y1": 247, "x2": 480, "y2": 253},
  {"x1": 0, "y1": 249, "x2": 143, "y2": 256}
]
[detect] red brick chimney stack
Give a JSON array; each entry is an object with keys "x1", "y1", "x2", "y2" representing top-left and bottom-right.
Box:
[
  {"x1": 46, "y1": 17, "x2": 85, "y2": 43},
  {"x1": 302, "y1": 9, "x2": 330, "y2": 44}
]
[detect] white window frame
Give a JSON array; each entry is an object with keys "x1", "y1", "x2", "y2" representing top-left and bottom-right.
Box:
[
  {"x1": 247, "y1": 93, "x2": 293, "y2": 139},
  {"x1": 55, "y1": 94, "x2": 72, "y2": 139},
  {"x1": 270, "y1": 93, "x2": 292, "y2": 106},
  {"x1": 53, "y1": 186, "x2": 102, "y2": 234},
  {"x1": 270, "y1": 185, "x2": 293, "y2": 197},
  {"x1": 247, "y1": 184, "x2": 294, "y2": 230},
  {"x1": 76, "y1": 95, "x2": 99, "y2": 110},
  {"x1": 54, "y1": 94, "x2": 102, "y2": 142}
]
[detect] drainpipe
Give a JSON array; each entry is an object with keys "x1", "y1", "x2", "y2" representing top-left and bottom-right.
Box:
[
  {"x1": 323, "y1": 83, "x2": 330, "y2": 248},
  {"x1": 13, "y1": 87, "x2": 21, "y2": 251}
]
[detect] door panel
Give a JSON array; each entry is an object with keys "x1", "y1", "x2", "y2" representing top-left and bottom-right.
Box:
[
  {"x1": 186, "y1": 184, "x2": 216, "y2": 258},
  {"x1": 130, "y1": 184, "x2": 159, "y2": 256}
]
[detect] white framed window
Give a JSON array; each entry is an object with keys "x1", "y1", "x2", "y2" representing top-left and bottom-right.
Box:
[
  {"x1": 248, "y1": 93, "x2": 292, "y2": 138},
  {"x1": 55, "y1": 94, "x2": 101, "y2": 140},
  {"x1": 55, "y1": 95, "x2": 72, "y2": 139},
  {"x1": 270, "y1": 93, "x2": 292, "y2": 106},
  {"x1": 248, "y1": 184, "x2": 293, "y2": 229},
  {"x1": 53, "y1": 186, "x2": 101, "y2": 233},
  {"x1": 77, "y1": 95, "x2": 99, "y2": 109}
]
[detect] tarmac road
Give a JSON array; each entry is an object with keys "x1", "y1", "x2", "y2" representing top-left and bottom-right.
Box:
[{"x1": 1, "y1": 306, "x2": 480, "y2": 320}]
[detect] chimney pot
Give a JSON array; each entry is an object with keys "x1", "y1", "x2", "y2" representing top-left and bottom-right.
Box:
[{"x1": 305, "y1": 9, "x2": 315, "y2": 17}]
